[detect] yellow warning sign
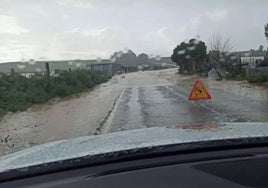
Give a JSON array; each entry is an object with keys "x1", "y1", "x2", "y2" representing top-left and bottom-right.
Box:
[{"x1": 188, "y1": 80, "x2": 211, "y2": 100}]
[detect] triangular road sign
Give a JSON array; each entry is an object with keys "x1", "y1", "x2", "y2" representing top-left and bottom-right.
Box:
[{"x1": 188, "y1": 80, "x2": 211, "y2": 100}]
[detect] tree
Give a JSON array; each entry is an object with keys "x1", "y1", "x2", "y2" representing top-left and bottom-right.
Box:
[
  {"x1": 171, "y1": 42, "x2": 188, "y2": 73},
  {"x1": 208, "y1": 33, "x2": 234, "y2": 71},
  {"x1": 171, "y1": 39, "x2": 207, "y2": 73},
  {"x1": 110, "y1": 50, "x2": 137, "y2": 67},
  {"x1": 265, "y1": 23, "x2": 268, "y2": 59},
  {"x1": 208, "y1": 33, "x2": 233, "y2": 52},
  {"x1": 137, "y1": 53, "x2": 149, "y2": 65},
  {"x1": 258, "y1": 45, "x2": 264, "y2": 51},
  {"x1": 265, "y1": 23, "x2": 268, "y2": 42},
  {"x1": 189, "y1": 39, "x2": 207, "y2": 71}
]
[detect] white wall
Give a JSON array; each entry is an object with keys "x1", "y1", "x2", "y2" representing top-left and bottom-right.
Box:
[{"x1": 240, "y1": 56, "x2": 264, "y2": 65}]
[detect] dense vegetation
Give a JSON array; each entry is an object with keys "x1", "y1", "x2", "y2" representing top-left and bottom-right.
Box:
[
  {"x1": 171, "y1": 38, "x2": 207, "y2": 74},
  {"x1": 0, "y1": 69, "x2": 109, "y2": 119},
  {"x1": 171, "y1": 36, "x2": 268, "y2": 84},
  {"x1": 226, "y1": 73, "x2": 268, "y2": 83},
  {"x1": 248, "y1": 73, "x2": 268, "y2": 83}
]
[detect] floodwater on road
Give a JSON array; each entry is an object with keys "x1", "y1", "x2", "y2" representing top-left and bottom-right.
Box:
[
  {"x1": 206, "y1": 80, "x2": 268, "y2": 101},
  {"x1": 167, "y1": 73, "x2": 268, "y2": 101},
  {"x1": 106, "y1": 84, "x2": 268, "y2": 133},
  {"x1": 0, "y1": 68, "x2": 267, "y2": 156}
]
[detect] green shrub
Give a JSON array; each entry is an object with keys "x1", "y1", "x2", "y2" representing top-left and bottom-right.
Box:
[
  {"x1": 198, "y1": 72, "x2": 208, "y2": 77},
  {"x1": 227, "y1": 74, "x2": 247, "y2": 81},
  {"x1": 1, "y1": 90, "x2": 31, "y2": 112},
  {"x1": 248, "y1": 73, "x2": 268, "y2": 83},
  {"x1": 0, "y1": 69, "x2": 109, "y2": 119}
]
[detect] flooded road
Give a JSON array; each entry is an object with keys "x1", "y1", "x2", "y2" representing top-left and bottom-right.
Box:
[
  {"x1": 0, "y1": 69, "x2": 268, "y2": 156},
  {"x1": 104, "y1": 81, "x2": 268, "y2": 133}
]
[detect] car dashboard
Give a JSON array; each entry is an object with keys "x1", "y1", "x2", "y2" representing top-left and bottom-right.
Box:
[{"x1": 1, "y1": 146, "x2": 268, "y2": 188}]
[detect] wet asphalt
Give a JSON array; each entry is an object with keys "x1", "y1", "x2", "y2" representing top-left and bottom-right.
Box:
[{"x1": 107, "y1": 83, "x2": 268, "y2": 133}]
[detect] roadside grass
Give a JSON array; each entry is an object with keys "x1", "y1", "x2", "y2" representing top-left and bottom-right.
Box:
[
  {"x1": 226, "y1": 74, "x2": 247, "y2": 81},
  {"x1": 177, "y1": 70, "x2": 208, "y2": 77},
  {"x1": 248, "y1": 73, "x2": 268, "y2": 83},
  {"x1": 0, "y1": 69, "x2": 110, "y2": 120},
  {"x1": 226, "y1": 73, "x2": 268, "y2": 83}
]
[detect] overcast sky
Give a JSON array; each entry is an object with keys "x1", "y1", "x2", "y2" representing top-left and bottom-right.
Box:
[{"x1": 0, "y1": 0, "x2": 267, "y2": 62}]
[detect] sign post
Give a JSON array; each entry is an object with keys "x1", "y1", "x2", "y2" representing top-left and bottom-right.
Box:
[{"x1": 188, "y1": 80, "x2": 211, "y2": 101}]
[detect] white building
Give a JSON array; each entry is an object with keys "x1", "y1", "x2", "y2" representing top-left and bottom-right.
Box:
[{"x1": 240, "y1": 56, "x2": 265, "y2": 68}]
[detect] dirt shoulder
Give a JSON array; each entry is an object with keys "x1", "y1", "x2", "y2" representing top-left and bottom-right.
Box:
[{"x1": 0, "y1": 77, "x2": 122, "y2": 156}]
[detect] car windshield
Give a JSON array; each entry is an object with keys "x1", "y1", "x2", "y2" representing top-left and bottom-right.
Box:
[{"x1": 0, "y1": 0, "x2": 268, "y2": 160}]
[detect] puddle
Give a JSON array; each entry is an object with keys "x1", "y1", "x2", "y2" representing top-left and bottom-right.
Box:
[
  {"x1": 169, "y1": 122, "x2": 225, "y2": 131},
  {"x1": 204, "y1": 80, "x2": 268, "y2": 101}
]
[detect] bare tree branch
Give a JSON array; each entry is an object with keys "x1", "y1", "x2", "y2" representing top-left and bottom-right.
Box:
[{"x1": 208, "y1": 33, "x2": 233, "y2": 52}]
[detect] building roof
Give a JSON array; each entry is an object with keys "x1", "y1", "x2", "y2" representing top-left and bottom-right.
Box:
[
  {"x1": 0, "y1": 59, "x2": 115, "y2": 73},
  {"x1": 233, "y1": 50, "x2": 266, "y2": 57}
]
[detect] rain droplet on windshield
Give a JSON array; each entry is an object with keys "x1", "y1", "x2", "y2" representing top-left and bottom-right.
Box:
[
  {"x1": 75, "y1": 63, "x2": 82, "y2": 67},
  {"x1": 97, "y1": 57, "x2": 102, "y2": 63},
  {"x1": 28, "y1": 59, "x2": 36, "y2": 65},
  {"x1": 116, "y1": 51, "x2": 123, "y2": 58},
  {"x1": 177, "y1": 49, "x2": 186, "y2": 55},
  {"x1": 123, "y1": 47, "x2": 129, "y2": 53},
  {"x1": 110, "y1": 57, "x2": 116, "y2": 63},
  {"x1": 17, "y1": 64, "x2": 25, "y2": 69},
  {"x1": 187, "y1": 46, "x2": 196, "y2": 51},
  {"x1": 155, "y1": 56, "x2": 162, "y2": 61},
  {"x1": 21, "y1": 58, "x2": 26, "y2": 63},
  {"x1": 193, "y1": 39, "x2": 200, "y2": 45},
  {"x1": 148, "y1": 54, "x2": 155, "y2": 59},
  {"x1": 219, "y1": 58, "x2": 225, "y2": 62},
  {"x1": 36, "y1": 68, "x2": 41, "y2": 72},
  {"x1": 244, "y1": 52, "x2": 250, "y2": 57},
  {"x1": 186, "y1": 55, "x2": 191, "y2": 59},
  {"x1": 225, "y1": 52, "x2": 232, "y2": 56},
  {"x1": 230, "y1": 55, "x2": 237, "y2": 60}
]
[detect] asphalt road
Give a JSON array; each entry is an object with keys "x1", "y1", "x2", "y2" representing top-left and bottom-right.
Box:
[{"x1": 103, "y1": 80, "x2": 268, "y2": 133}]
